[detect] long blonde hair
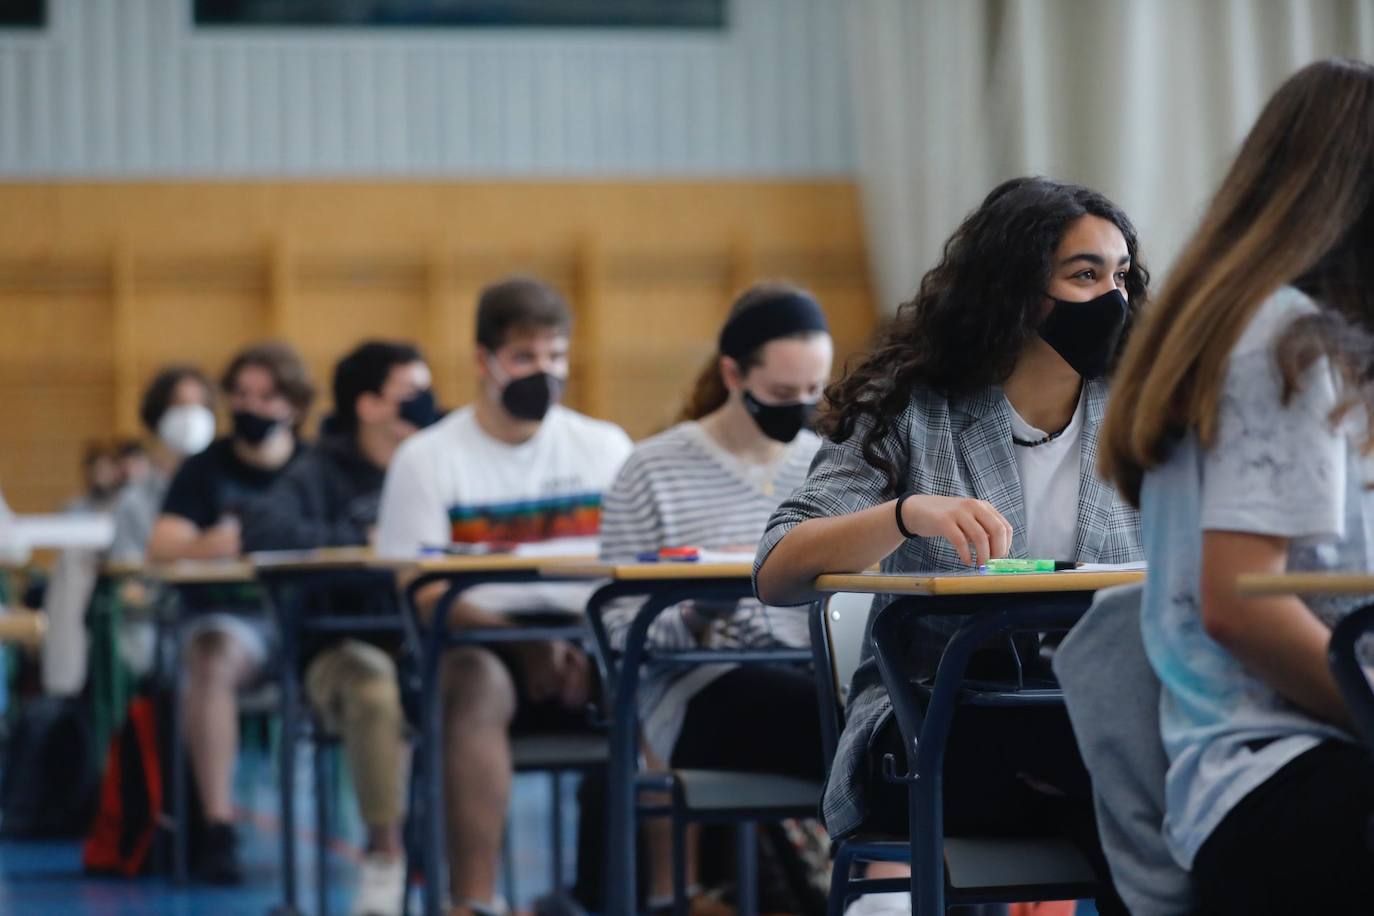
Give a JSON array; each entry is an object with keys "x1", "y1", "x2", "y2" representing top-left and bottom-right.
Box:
[{"x1": 1101, "y1": 59, "x2": 1374, "y2": 506}]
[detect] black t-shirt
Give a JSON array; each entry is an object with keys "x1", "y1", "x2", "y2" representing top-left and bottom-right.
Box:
[{"x1": 162, "y1": 438, "x2": 305, "y2": 529}]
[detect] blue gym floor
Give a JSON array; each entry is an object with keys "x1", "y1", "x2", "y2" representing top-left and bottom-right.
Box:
[{"x1": 0, "y1": 745, "x2": 576, "y2": 916}]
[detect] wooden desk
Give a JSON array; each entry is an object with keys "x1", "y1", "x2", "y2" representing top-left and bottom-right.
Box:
[
  {"x1": 556, "y1": 560, "x2": 772, "y2": 916},
  {"x1": 1238, "y1": 572, "x2": 1374, "y2": 597},
  {"x1": 537, "y1": 559, "x2": 753, "y2": 581},
  {"x1": 398, "y1": 551, "x2": 596, "y2": 916},
  {"x1": 814, "y1": 566, "x2": 1143, "y2": 916},
  {"x1": 147, "y1": 559, "x2": 256, "y2": 585},
  {"x1": 248, "y1": 546, "x2": 409, "y2": 916},
  {"x1": 815, "y1": 568, "x2": 1145, "y2": 597}
]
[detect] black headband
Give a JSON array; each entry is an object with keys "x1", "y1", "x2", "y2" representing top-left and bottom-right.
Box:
[{"x1": 718, "y1": 291, "x2": 829, "y2": 361}]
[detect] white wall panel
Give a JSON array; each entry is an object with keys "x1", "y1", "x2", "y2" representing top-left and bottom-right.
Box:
[{"x1": 0, "y1": 0, "x2": 854, "y2": 177}]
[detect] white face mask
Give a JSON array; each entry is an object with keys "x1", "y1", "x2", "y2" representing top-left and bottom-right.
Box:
[{"x1": 157, "y1": 404, "x2": 216, "y2": 456}]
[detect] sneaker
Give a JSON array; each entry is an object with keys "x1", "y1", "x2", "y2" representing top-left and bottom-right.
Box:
[
  {"x1": 196, "y1": 821, "x2": 244, "y2": 885},
  {"x1": 351, "y1": 854, "x2": 406, "y2": 916},
  {"x1": 844, "y1": 891, "x2": 911, "y2": 916}
]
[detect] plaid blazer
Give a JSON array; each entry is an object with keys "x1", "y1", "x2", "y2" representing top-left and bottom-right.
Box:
[{"x1": 754, "y1": 379, "x2": 1142, "y2": 838}]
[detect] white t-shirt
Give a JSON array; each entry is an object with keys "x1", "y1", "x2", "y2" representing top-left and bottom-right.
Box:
[
  {"x1": 1007, "y1": 393, "x2": 1084, "y2": 558},
  {"x1": 377, "y1": 404, "x2": 634, "y2": 613},
  {"x1": 1141, "y1": 286, "x2": 1368, "y2": 868}
]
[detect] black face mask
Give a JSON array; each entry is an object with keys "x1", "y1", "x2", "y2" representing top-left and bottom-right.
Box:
[
  {"x1": 1038, "y1": 287, "x2": 1129, "y2": 378},
  {"x1": 501, "y1": 372, "x2": 564, "y2": 422},
  {"x1": 742, "y1": 390, "x2": 817, "y2": 444},
  {"x1": 398, "y1": 389, "x2": 440, "y2": 429},
  {"x1": 232, "y1": 410, "x2": 281, "y2": 446}
]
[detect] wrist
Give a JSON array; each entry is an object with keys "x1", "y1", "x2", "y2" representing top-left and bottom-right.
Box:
[{"x1": 894, "y1": 493, "x2": 918, "y2": 539}]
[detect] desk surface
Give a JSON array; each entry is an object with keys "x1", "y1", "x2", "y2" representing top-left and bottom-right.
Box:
[
  {"x1": 1239, "y1": 572, "x2": 1374, "y2": 597},
  {"x1": 406, "y1": 553, "x2": 598, "y2": 576},
  {"x1": 814, "y1": 568, "x2": 1145, "y2": 596},
  {"x1": 536, "y1": 560, "x2": 754, "y2": 581},
  {"x1": 148, "y1": 559, "x2": 256, "y2": 585},
  {"x1": 251, "y1": 546, "x2": 399, "y2": 574}
]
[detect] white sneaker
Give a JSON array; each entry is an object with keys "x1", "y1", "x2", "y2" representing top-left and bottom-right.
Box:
[
  {"x1": 845, "y1": 891, "x2": 912, "y2": 916},
  {"x1": 351, "y1": 854, "x2": 406, "y2": 916}
]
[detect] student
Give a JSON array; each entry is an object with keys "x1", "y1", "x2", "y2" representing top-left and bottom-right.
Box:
[
  {"x1": 65, "y1": 441, "x2": 125, "y2": 513},
  {"x1": 147, "y1": 341, "x2": 314, "y2": 884},
  {"x1": 754, "y1": 177, "x2": 1148, "y2": 914},
  {"x1": 1100, "y1": 59, "x2": 1374, "y2": 913},
  {"x1": 109, "y1": 366, "x2": 217, "y2": 564},
  {"x1": 599, "y1": 283, "x2": 833, "y2": 911},
  {"x1": 241, "y1": 340, "x2": 436, "y2": 916},
  {"x1": 377, "y1": 276, "x2": 633, "y2": 916}
]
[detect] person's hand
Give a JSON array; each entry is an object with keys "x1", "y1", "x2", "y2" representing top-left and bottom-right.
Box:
[
  {"x1": 514, "y1": 640, "x2": 578, "y2": 704},
  {"x1": 203, "y1": 517, "x2": 241, "y2": 558},
  {"x1": 899, "y1": 495, "x2": 1013, "y2": 566},
  {"x1": 558, "y1": 645, "x2": 592, "y2": 710}
]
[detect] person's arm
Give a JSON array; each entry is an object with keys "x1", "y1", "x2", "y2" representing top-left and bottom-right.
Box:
[
  {"x1": 240, "y1": 459, "x2": 364, "y2": 552},
  {"x1": 146, "y1": 513, "x2": 240, "y2": 561},
  {"x1": 1199, "y1": 530, "x2": 1350, "y2": 728},
  {"x1": 755, "y1": 415, "x2": 1012, "y2": 607},
  {"x1": 1195, "y1": 328, "x2": 1357, "y2": 729}
]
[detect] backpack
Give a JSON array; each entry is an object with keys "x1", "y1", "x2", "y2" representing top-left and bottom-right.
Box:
[
  {"x1": 82, "y1": 688, "x2": 204, "y2": 876},
  {"x1": 0, "y1": 694, "x2": 98, "y2": 837}
]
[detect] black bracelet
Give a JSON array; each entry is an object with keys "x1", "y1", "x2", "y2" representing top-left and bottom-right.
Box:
[{"x1": 894, "y1": 493, "x2": 918, "y2": 539}]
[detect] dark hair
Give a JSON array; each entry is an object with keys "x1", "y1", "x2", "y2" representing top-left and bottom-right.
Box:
[
  {"x1": 821, "y1": 176, "x2": 1150, "y2": 496},
  {"x1": 221, "y1": 340, "x2": 316, "y2": 423},
  {"x1": 81, "y1": 440, "x2": 119, "y2": 469},
  {"x1": 475, "y1": 276, "x2": 572, "y2": 351},
  {"x1": 679, "y1": 282, "x2": 825, "y2": 422},
  {"x1": 138, "y1": 364, "x2": 214, "y2": 434},
  {"x1": 332, "y1": 340, "x2": 425, "y2": 433},
  {"x1": 1103, "y1": 59, "x2": 1374, "y2": 506}
]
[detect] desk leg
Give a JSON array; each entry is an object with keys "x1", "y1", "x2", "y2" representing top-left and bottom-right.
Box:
[
  {"x1": 171, "y1": 628, "x2": 189, "y2": 886},
  {"x1": 272, "y1": 590, "x2": 302, "y2": 911},
  {"x1": 605, "y1": 592, "x2": 674, "y2": 916},
  {"x1": 419, "y1": 584, "x2": 459, "y2": 916}
]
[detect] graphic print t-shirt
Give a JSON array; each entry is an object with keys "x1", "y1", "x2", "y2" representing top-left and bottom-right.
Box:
[{"x1": 376, "y1": 404, "x2": 633, "y2": 614}]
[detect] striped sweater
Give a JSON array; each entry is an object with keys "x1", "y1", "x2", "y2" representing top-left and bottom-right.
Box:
[{"x1": 599, "y1": 421, "x2": 818, "y2": 762}]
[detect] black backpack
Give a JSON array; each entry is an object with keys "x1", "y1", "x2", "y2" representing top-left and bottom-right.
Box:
[{"x1": 0, "y1": 694, "x2": 99, "y2": 837}]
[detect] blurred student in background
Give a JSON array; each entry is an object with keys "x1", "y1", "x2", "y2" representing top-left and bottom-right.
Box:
[
  {"x1": 600, "y1": 283, "x2": 833, "y2": 912},
  {"x1": 242, "y1": 340, "x2": 436, "y2": 916},
  {"x1": 378, "y1": 277, "x2": 633, "y2": 916},
  {"x1": 148, "y1": 341, "x2": 314, "y2": 884}
]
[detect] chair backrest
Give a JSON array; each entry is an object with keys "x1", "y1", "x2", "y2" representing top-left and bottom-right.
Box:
[
  {"x1": 1053, "y1": 582, "x2": 1196, "y2": 915},
  {"x1": 824, "y1": 592, "x2": 871, "y2": 703},
  {"x1": 811, "y1": 592, "x2": 872, "y2": 776}
]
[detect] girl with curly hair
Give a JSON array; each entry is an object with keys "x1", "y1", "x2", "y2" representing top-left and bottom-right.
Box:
[{"x1": 755, "y1": 175, "x2": 1149, "y2": 912}]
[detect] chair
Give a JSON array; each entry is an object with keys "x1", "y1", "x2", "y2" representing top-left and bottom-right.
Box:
[
  {"x1": 840, "y1": 591, "x2": 1107, "y2": 915},
  {"x1": 1053, "y1": 583, "x2": 1195, "y2": 915},
  {"x1": 1328, "y1": 601, "x2": 1374, "y2": 753},
  {"x1": 810, "y1": 592, "x2": 911, "y2": 915},
  {"x1": 584, "y1": 583, "x2": 822, "y2": 916}
]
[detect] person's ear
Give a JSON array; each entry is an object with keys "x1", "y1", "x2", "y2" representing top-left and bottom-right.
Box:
[
  {"x1": 719, "y1": 355, "x2": 745, "y2": 393},
  {"x1": 475, "y1": 346, "x2": 496, "y2": 383}
]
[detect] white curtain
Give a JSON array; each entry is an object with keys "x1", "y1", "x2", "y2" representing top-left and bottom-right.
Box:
[{"x1": 848, "y1": 0, "x2": 1374, "y2": 313}]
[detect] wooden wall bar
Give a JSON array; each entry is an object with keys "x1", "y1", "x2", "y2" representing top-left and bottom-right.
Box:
[{"x1": 0, "y1": 181, "x2": 876, "y2": 511}]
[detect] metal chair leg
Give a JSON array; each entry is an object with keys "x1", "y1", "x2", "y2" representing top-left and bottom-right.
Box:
[
  {"x1": 502, "y1": 815, "x2": 518, "y2": 907},
  {"x1": 671, "y1": 805, "x2": 688, "y2": 916},
  {"x1": 735, "y1": 822, "x2": 758, "y2": 916},
  {"x1": 314, "y1": 739, "x2": 332, "y2": 916},
  {"x1": 826, "y1": 845, "x2": 854, "y2": 916},
  {"x1": 172, "y1": 669, "x2": 189, "y2": 885},
  {"x1": 550, "y1": 771, "x2": 564, "y2": 891}
]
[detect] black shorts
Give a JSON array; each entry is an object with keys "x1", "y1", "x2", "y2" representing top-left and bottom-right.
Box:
[
  {"x1": 489, "y1": 615, "x2": 601, "y2": 735},
  {"x1": 670, "y1": 665, "x2": 824, "y2": 782},
  {"x1": 1192, "y1": 739, "x2": 1374, "y2": 915}
]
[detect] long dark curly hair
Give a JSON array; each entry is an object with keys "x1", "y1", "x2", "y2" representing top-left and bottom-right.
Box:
[{"x1": 820, "y1": 176, "x2": 1150, "y2": 496}]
